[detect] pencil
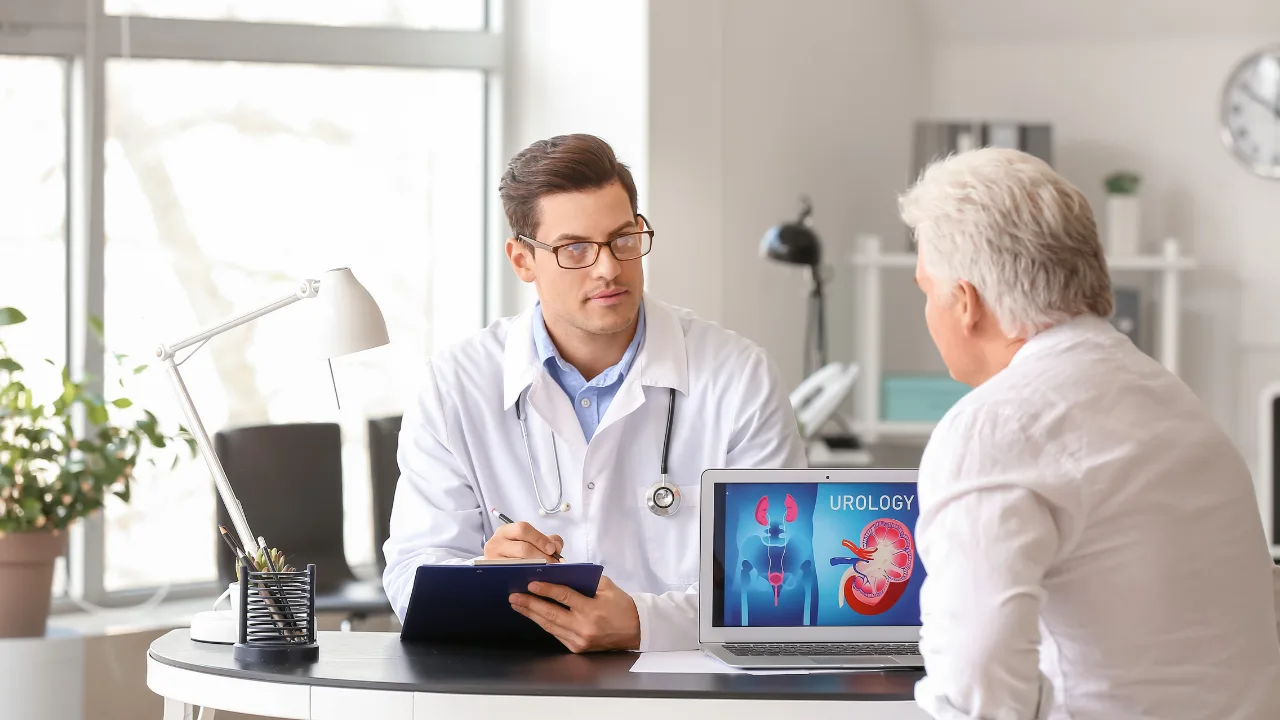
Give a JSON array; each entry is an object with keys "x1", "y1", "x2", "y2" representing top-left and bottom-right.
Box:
[
  {"x1": 257, "y1": 535, "x2": 302, "y2": 642},
  {"x1": 219, "y1": 526, "x2": 249, "y2": 572}
]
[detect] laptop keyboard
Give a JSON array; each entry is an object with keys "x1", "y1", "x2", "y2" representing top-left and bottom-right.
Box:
[{"x1": 724, "y1": 642, "x2": 919, "y2": 657}]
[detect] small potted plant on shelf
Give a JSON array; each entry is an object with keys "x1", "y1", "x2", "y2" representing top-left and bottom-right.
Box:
[
  {"x1": 0, "y1": 307, "x2": 194, "y2": 638},
  {"x1": 1104, "y1": 170, "x2": 1142, "y2": 257}
]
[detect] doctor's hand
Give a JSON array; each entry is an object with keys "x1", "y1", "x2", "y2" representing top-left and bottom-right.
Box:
[
  {"x1": 484, "y1": 522, "x2": 564, "y2": 562},
  {"x1": 510, "y1": 575, "x2": 641, "y2": 653}
]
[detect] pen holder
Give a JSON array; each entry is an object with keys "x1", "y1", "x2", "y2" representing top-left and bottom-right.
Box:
[{"x1": 233, "y1": 563, "x2": 319, "y2": 663}]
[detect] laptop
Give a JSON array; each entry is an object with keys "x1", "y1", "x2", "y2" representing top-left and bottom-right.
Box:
[{"x1": 698, "y1": 468, "x2": 925, "y2": 669}]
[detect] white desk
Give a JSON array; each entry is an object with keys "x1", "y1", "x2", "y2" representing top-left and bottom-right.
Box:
[{"x1": 147, "y1": 630, "x2": 928, "y2": 719}]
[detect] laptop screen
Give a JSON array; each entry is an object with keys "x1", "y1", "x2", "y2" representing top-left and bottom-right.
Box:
[{"x1": 711, "y1": 481, "x2": 924, "y2": 628}]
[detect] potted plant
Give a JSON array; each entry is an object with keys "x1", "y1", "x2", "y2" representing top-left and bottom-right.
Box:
[
  {"x1": 1104, "y1": 170, "x2": 1142, "y2": 257},
  {"x1": 0, "y1": 307, "x2": 193, "y2": 638}
]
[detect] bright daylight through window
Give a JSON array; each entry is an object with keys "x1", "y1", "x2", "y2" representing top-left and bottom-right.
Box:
[
  {"x1": 0, "y1": 56, "x2": 70, "y2": 596},
  {"x1": 102, "y1": 60, "x2": 485, "y2": 590},
  {"x1": 105, "y1": 0, "x2": 485, "y2": 29}
]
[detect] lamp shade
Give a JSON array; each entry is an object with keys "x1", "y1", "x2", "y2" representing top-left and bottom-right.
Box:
[
  {"x1": 310, "y1": 268, "x2": 390, "y2": 358},
  {"x1": 760, "y1": 197, "x2": 822, "y2": 267}
]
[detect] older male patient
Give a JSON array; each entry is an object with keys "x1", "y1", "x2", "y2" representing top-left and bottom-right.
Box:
[{"x1": 901, "y1": 148, "x2": 1280, "y2": 719}]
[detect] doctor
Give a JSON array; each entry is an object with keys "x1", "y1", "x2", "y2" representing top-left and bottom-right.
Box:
[{"x1": 383, "y1": 133, "x2": 806, "y2": 653}]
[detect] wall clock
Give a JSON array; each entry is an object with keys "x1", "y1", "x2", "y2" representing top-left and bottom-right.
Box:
[{"x1": 1222, "y1": 46, "x2": 1280, "y2": 179}]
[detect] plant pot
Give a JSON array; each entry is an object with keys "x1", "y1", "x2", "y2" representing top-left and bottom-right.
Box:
[
  {"x1": 0, "y1": 529, "x2": 67, "y2": 638},
  {"x1": 1106, "y1": 194, "x2": 1142, "y2": 256}
]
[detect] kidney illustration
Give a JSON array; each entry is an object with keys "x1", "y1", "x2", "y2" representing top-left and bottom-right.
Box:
[{"x1": 829, "y1": 518, "x2": 915, "y2": 615}]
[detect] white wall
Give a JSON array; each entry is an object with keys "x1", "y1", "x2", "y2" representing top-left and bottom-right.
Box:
[
  {"x1": 925, "y1": 7, "x2": 1280, "y2": 478},
  {"x1": 512, "y1": 0, "x2": 1280, "y2": 494},
  {"x1": 646, "y1": 0, "x2": 1280, "y2": 482},
  {"x1": 645, "y1": 0, "x2": 726, "y2": 324},
  {"x1": 497, "y1": 0, "x2": 649, "y2": 316},
  {"x1": 647, "y1": 0, "x2": 928, "y2": 389}
]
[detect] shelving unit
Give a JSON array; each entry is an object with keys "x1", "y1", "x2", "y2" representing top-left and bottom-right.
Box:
[{"x1": 850, "y1": 235, "x2": 1198, "y2": 442}]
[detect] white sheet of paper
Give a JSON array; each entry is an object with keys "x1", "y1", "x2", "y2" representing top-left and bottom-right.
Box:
[
  {"x1": 630, "y1": 651, "x2": 744, "y2": 674},
  {"x1": 629, "y1": 650, "x2": 853, "y2": 675}
]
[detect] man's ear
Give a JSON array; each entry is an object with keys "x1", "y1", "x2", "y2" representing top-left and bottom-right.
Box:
[
  {"x1": 506, "y1": 237, "x2": 536, "y2": 284},
  {"x1": 956, "y1": 280, "x2": 984, "y2": 335}
]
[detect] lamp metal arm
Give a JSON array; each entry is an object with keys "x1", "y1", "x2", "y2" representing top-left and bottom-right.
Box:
[
  {"x1": 154, "y1": 279, "x2": 319, "y2": 361},
  {"x1": 151, "y1": 276, "x2": 320, "y2": 559}
]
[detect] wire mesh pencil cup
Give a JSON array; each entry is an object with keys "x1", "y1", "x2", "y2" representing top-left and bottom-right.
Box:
[{"x1": 233, "y1": 563, "x2": 319, "y2": 663}]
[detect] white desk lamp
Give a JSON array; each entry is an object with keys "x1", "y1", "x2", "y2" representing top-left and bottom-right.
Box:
[{"x1": 155, "y1": 267, "x2": 389, "y2": 562}]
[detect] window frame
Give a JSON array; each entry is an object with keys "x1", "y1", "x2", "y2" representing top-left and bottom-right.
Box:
[{"x1": 0, "y1": 0, "x2": 502, "y2": 610}]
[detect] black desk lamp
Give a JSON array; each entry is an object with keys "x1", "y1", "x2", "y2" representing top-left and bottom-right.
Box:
[{"x1": 761, "y1": 197, "x2": 826, "y2": 378}]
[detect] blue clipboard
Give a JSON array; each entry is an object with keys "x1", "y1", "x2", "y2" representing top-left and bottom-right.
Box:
[{"x1": 399, "y1": 562, "x2": 604, "y2": 650}]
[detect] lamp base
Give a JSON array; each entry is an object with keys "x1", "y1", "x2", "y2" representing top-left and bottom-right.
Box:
[{"x1": 190, "y1": 611, "x2": 236, "y2": 645}]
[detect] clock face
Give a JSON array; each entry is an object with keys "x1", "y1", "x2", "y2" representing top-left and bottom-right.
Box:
[{"x1": 1222, "y1": 48, "x2": 1280, "y2": 178}]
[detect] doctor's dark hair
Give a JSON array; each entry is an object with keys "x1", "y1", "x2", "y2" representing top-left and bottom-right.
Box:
[{"x1": 499, "y1": 134, "x2": 639, "y2": 242}]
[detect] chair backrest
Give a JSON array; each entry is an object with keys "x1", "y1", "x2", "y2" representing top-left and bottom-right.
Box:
[
  {"x1": 367, "y1": 415, "x2": 403, "y2": 571},
  {"x1": 213, "y1": 422, "x2": 353, "y2": 591}
]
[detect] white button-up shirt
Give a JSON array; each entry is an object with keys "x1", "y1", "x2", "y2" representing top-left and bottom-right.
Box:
[
  {"x1": 382, "y1": 297, "x2": 807, "y2": 651},
  {"x1": 914, "y1": 315, "x2": 1280, "y2": 720}
]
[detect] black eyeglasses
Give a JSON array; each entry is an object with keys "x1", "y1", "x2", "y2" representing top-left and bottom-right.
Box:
[{"x1": 518, "y1": 214, "x2": 654, "y2": 270}]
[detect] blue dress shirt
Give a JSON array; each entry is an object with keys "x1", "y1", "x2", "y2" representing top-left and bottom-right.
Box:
[{"x1": 532, "y1": 302, "x2": 645, "y2": 441}]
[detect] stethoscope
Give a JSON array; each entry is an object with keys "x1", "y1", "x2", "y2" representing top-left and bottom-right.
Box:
[{"x1": 514, "y1": 387, "x2": 680, "y2": 517}]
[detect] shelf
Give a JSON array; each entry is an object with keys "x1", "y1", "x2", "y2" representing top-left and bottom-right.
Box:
[
  {"x1": 852, "y1": 234, "x2": 1193, "y2": 444},
  {"x1": 851, "y1": 252, "x2": 1197, "y2": 271},
  {"x1": 854, "y1": 421, "x2": 938, "y2": 438},
  {"x1": 850, "y1": 253, "x2": 916, "y2": 268},
  {"x1": 1105, "y1": 255, "x2": 1198, "y2": 271}
]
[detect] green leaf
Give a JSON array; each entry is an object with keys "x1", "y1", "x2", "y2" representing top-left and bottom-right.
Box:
[
  {"x1": 133, "y1": 364, "x2": 148, "y2": 375},
  {"x1": 87, "y1": 404, "x2": 108, "y2": 426},
  {"x1": 170, "y1": 454, "x2": 181, "y2": 471},
  {"x1": 0, "y1": 308, "x2": 27, "y2": 326},
  {"x1": 110, "y1": 398, "x2": 133, "y2": 409},
  {"x1": 58, "y1": 382, "x2": 75, "y2": 406},
  {"x1": 43, "y1": 358, "x2": 56, "y2": 366},
  {"x1": 87, "y1": 315, "x2": 105, "y2": 340},
  {"x1": 0, "y1": 358, "x2": 21, "y2": 373}
]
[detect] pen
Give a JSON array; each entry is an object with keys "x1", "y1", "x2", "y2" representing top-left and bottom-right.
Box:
[
  {"x1": 257, "y1": 535, "x2": 302, "y2": 641},
  {"x1": 490, "y1": 508, "x2": 564, "y2": 561}
]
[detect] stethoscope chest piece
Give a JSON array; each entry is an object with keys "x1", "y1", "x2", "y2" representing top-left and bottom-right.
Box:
[
  {"x1": 517, "y1": 386, "x2": 681, "y2": 518},
  {"x1": 647, "y1": 480, "x2": 680, "y2": 517}
]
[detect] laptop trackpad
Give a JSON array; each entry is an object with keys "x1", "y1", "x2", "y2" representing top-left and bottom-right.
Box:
[{"x1": 808, "y1": 655, "x2": 900, "y2": 666}]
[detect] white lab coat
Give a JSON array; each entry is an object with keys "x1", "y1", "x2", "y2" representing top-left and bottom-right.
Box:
[
  {"x1": 382, "y1": 296, "x2": 807, "y2": 651},
  {"x1": 913, "y1": 315, "x2": 1280, "y2": 720}
]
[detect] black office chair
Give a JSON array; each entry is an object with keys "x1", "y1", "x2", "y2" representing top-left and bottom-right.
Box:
[
  {"x1": 367, "y1": 415, "x2": 403, "y2": 572},
  {"x1": 214, "y1": 422, "x2": 391, "y2": 626}
]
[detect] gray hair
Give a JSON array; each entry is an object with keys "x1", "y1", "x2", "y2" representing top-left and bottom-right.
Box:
[{"x1": 899, "y1": 148, "x2": 1112, "y2": 339}]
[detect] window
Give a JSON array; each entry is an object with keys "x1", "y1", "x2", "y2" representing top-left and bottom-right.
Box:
[
  {"x1": 102, "y1": 60, "x2": 485, "y2": 591},
  {"x1": 0, "y1": 56, "x2": 67, "y2": 388},
  {"x1": 104, "y1": 0, "x2": 486, "y2": 30},
  {"x1": 0, "y1": 56, "x2": 69, "y2": 596},
  {"x1": 2, "y1": 1, "x2": 497, "y2": 607}
]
